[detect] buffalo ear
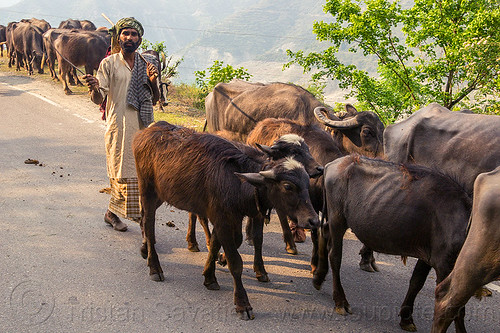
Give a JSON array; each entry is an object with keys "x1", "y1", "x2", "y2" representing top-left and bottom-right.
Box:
[
  {"x1": 235, "y1": 172, "x2": 266, "y2": 186},
  {"x1": 344, "y1": 103, "x2": 358, "y2": 117}
]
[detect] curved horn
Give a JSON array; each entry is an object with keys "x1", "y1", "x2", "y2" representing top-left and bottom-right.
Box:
[
  {"x1": 314, "y1": 106, "x2": 360, "y2": 129},
  {"x1": 259, "y1": 169, "x2": 276, "y2": 180}
]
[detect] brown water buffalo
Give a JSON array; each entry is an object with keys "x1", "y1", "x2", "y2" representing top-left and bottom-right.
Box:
[
  {"x1": 384, "y1": 102, "x2": 500, "y2": 194},
  {"x1": 205, "y1": 80, "x2": 385, "y2": 157},
  {"x1": 5, "y1": 22, "x2": 18, "y2": 68},
  {"x1": 58, "y1": 19, "x2": 82, "y2": 30},
  {"x1": 246, "y1": 118, "x2": 344, "y2": 256},
  {"x1": 186, "y1": 132, "x2": 323, "y2": 260},
  {"x1": 314, "y1": 155, "x2": 472, "y2": 332},
  {"x1": 0, "y1": 25, "x2": 6, "y2": 57},
  {"x1": 43, "y1": 28, "x2": 75, "y2": 81},
  {"x1": 314, "y1": 105, "x2": 384, "y2": 158},
  {"x1": 141, "y1": 50, "x2": 169, "y2": 111},
  {"x1": 21, "y1": 18, "x2": 51, "y2": 32},
  {"x1": 133, "y1": 121, "x2": 319, "y2": 320},
  {"x1": 80, "y1": 20, "x2": 96, "y2": 31},
  {"x1": 11, "y1": 22, "x2": 45, "y2": 74},
  {"x1": 432, "y1": 166, "x2": 500, "y2": 333},
  {"x1": 53, "y1": 30, "x2": 108, "y2": 94}
]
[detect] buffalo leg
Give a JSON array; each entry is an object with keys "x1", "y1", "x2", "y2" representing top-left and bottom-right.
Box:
[
  {"x1": 251, "y1": 216, "x2": 269, "y2": 282},
  {"x1": 215, "y1": 220, "x2": 254, "y2": 320},
  {"x1": 186, "y1": 213, "x2": 211, "y2": 252},
  {"x1": 186, "y1": 212, "x2": 200, "y2": 252},
  {"x1": 329, "y1": 224, "x2": 351, "y2": 315},
  {"x1": 310, "y1": 227, "x2": 318, "y2": 274},
  {"x1": 138, "y1": 186, "x2": 164, "y2": 281},
  {"x1": 359, "y1": 245, "x2": 379, "y2": 272},
  {"x1": 399, "y1": 259, "x2": 432, "y2": 331},
  {"x1": 277, "y1": 210, "x2": 297, "y2": 255},
  {"x1": 312, "y1": 225, "x2": 329, "y2": 289},
  {"x1": 202, "y1": 231, "x2": 221, "y2": 290}
]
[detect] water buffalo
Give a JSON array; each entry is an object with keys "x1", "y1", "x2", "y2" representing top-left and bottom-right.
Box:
[
  {"x1": 21, "y1": 18, "x2": 51, "y2": 32},
  {"x1": 58, "y1": 19, "x2": 82, "y2": 30},
  {"x1": 53, "y1": 30, "x2": 108, "y2": 94},
  {"x1": 246, "y1": 118, "x2": 344, "y2": 256},
  {"x1": 205, "y1": 81, "x2": 385, "y2": 155},
  {"x1": 133, "y1": 121, "x2": 319, "y2": 320},
  {"x1": 432, "y1": 166, "x2": 500, "y2": 333},
  {"x1": 11, "y1": 22, "x2": 44, "y2": 74},
  {"x1": 0, "y1": 25, "x2": 6, "y2": 57},
  {"x1": 314, "y1": 155, "x2": 472, "y2": 332},
  {"x1": 5, "y1": 22, "x2": 18, "y2": 68},
  {"x1": 80, "y1": 20, "x2": 96, "y2": 31},
  {"x1": 141, "y1": 50, "x2": 169, "y2": 111},
  {"x1": 186, "y1": 132, "x2": 324, "y2": 256},
  {"x1": 384, "y1": 102, "x2": 500, "y2": 194}
]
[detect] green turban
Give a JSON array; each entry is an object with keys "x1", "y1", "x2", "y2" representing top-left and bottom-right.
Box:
[{"x1": 109, "y1": 17, "x2": 144, "y2": 54}]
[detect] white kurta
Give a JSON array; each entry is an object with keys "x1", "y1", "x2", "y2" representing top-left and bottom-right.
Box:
[{"x1": 96, "y1": 52, "x2": 143, "y2": 179}]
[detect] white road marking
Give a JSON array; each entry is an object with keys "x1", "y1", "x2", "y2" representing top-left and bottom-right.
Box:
[
  {"x1": 1, "y1": 82, "x2": 105, "y2": 128},
  {"x1": 1, "y1": 82, "x2": 61, "y2": 107}
]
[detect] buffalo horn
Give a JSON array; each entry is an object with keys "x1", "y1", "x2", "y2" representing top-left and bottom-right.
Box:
[
  {"x1": 255, "y1": 143, "x2": 273, "y2": 156},
  {"x1": 314, "y1": 106, "x2": 360, "y2": 129},
  {"x1": 259, "y1": 169, "x2": 276, "y2": 180}
]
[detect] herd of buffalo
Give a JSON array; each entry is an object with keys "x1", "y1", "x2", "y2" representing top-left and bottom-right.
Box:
[
  {"x1": 1, "y1": 17, "x2": 499, "y2": 333},
  {"x1": 0, "y1": 17, "x2": 168, "y2": 104}
]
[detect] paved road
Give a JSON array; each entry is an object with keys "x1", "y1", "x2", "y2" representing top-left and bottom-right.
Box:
[{"x1": 0, "y1": 73, "x2": 498, "y2": 333}]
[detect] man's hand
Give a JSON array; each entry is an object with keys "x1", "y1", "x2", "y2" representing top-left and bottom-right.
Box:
[
  {"x1": 83, "y1": 74, "x2": 99, "y2": 91},
  {"x1": 146, "y1": 62, "x2": 158, "y2": 82}
]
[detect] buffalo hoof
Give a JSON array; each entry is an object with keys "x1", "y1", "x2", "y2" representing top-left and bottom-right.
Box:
[
  {"x1": 140, "y1": 244, "x2": 147, "y2": 259},
  {"x1": 359, "y1": 260, "x2": 379, "y2": 273},
  {"x1": 187, "y1": 243, "x2": 200, "y2": 252},
  {"x1": 312, "y1": 275, "x2": 324, "y2": 290},
  {"x1": 204, "y1": 280, "x2": 220, "y2": 290},
  {"x1": 238, "y1": 308, "x2": 255, "y2": 320},
  {"x1": 64, "y1": 89, "x2": 72, "y2": 95},
  {"x1": 150, "y1": 272, "x2": 164, "y2": 282},
  {"x1": 217, "y1": 253, "x2": 227, "y2": 267},
  {"x1": 286, "y1": 245, "x2": 298, "y2": 255},
  {"x1": 256, "y1": 273, "x2": 269, "y2": 282},
  {"x1": 400, "y1": 321, "x2": 417, "y2": 332},
  {"x1": 335, "y1": 304, "x2": 352, "y2": 316},
  {"x1": 474, "y1": 287, "x2": 492, "y2": 299}
]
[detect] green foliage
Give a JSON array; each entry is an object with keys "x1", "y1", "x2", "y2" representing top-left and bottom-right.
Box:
[
  {"x1": 305, "y1": 79, "x2": 327, "y2": 103},
  {"x1": 286, "y1": 0, "x2": 500, "y2": 124},
  {"x1": 140, "y1": 39, "x2": 183, "y2": 81},
  {"x1": 194, "y1": 60, "x2": 252, "y2": 110}
]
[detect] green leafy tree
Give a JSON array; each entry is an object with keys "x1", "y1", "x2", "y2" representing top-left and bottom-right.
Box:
[
  {"x1": 194, "y1": 60, "x2": 252, "y2": 109},
  {"x1": 286, "y1": 0, "x2": 500, "y2": 124}
]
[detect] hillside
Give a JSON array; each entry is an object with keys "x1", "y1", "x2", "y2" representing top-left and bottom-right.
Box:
[{"x1": 0, "y1": 0, "x2": 408, "y2": 103}]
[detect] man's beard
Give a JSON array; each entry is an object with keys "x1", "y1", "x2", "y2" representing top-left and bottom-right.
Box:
[{"x1": 119, "y1": 40, "x2": 140, "y2": 53}]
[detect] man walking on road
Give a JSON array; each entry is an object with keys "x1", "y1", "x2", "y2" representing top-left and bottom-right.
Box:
[{"x1": 84, "y1": 17, "x2": 159, "y2": 231}]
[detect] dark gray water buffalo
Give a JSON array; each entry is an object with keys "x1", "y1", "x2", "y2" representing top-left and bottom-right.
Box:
[
  {"x1": 432, "y1": 166, "x2": 500, "y2": 333},
  {"x1": 314, "y1": 155, "x2": 472, "y2": 332},
  {"x1": 133, "y1": 121, "x2": 319, "y2": 320},
  {"x1": 384, "y1": 102, "x2": 500, "y2": 194}
]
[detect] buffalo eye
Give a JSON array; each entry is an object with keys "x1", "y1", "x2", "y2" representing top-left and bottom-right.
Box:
[
  {"x1": 282, "y1": 182, "x2": 295, "y2": 192},
  {"x1": 362, "y1": 128, "x2": 374, "y2": 137}
]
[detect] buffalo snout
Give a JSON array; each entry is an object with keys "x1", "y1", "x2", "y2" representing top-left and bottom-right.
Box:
[{"x1": 310, "y1": 166, "x2": 324, "y2": 178}]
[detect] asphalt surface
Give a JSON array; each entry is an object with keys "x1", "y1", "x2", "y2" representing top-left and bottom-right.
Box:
[{"x1": 0, "y1": 72, "x2": 498, "y2": 333}]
